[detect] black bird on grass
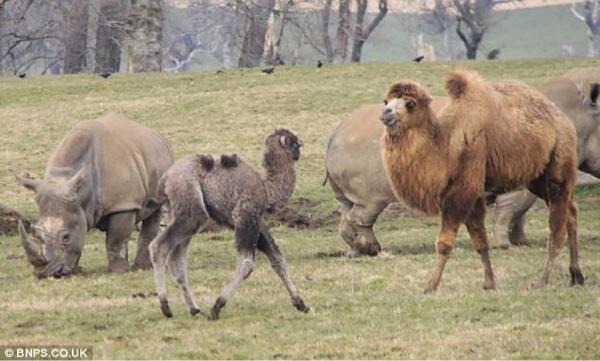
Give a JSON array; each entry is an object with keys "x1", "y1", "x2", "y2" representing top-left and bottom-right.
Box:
[
  {"x1": 17, "y1": 73, "x2": 26, "y2": 79},
  {"x1": 413, "y1": 55, "x2": 425, "y2": 63},
  {"x1": 98, "y1": 72, "x2": 112, "y2": 79},
  {"x1": 317, "y1": 60, "x2": 323, "y2": 68},
  {"x1": 261, "y1": 67, "x2": 275, "y2": 75}
]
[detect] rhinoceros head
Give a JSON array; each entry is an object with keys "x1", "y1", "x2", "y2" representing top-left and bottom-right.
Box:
[{"x1": 16, "y1": 168, "x2": 89, "y2": 278}]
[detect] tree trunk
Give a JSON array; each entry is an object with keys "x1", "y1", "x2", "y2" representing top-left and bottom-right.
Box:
[
  {"x1": 64, "y1": 0, "x2": 90, "y2": 74},
  {"x1": 126, "y1": 0, "x2": 163, "y2": 72},
  {"x1": 350, "y1": 0, "x2": 387, "y2": 63},
  {"x1": 334, "y1": 0, "x2": 351, "y2": 63},
  {"x1": 238, "y1": 0, "x2": 276, "y2": 68},
  {"x1": 95, "y1": 0, "x2": 125, "y2": 73},
  {"x1": 321, "y1": 0, "x2": 335, "y2": 62}
]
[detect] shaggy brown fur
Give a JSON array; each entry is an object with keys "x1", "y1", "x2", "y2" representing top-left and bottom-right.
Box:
[
  {"x1": 379, "y1": 70, "x2": 582, "y2": 292},
  {"x1": 147, "y1": 129, "x2": 309, "y2": 319}
]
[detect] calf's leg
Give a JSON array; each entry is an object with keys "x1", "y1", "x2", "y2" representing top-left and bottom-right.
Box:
[
  {"x1": 210, "y1": 215, "x2": 258, "y2": 320},
  {"x1": 258, "y1": 221, "x2": 310, "y2": 313}
]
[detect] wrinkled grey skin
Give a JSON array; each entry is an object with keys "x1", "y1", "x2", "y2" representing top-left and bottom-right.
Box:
[
  {"x1": 325, "y1": 98, "x2": 448, "y2": 256},
  {"x1": 148, "y1": 129, "x2": 309, "y2": 319},
  {"x1": 492, "y1": 67, "x2": 600, "y2": 247},
  {"x1": 16, "y1": 114, "x2": 173, "y2": 278}
]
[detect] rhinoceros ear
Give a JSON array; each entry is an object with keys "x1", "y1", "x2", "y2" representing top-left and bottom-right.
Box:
[
  {"x1": 13, "y1": 171, "x2": 40, "y2": 192},
  {"x1": 64, "y1": 167, "x2": 89, "y2": 198}
]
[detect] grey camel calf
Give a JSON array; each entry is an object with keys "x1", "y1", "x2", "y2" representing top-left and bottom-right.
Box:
[{"x1": 147, "y1": 129, "x2": 310, "y2": 319}]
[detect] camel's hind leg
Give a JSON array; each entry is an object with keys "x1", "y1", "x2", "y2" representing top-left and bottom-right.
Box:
[
  {"x1": 257, "y1": 221, "x2": 310, "y2": 313},
  {"x1": 528, "y1": 177, "x2": 578, "y2": 287},
  {"x1": 168, "y1": 235, "x2": 202, "y2": 316},
  {"x1": 149, "y1": 223, "x2": 179, "y2": 318},
  {"x1": 465, "y1": 198, "x2": 495, "y2": 290},
  {"x1": 566, "y1": 202, "x2": 584, "y2": 285},
  {"x1": 210, "y1": 214, "x2": 258, "y2": 320}
]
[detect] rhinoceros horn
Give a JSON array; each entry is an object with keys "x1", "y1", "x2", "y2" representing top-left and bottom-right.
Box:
[{"x1": 18, "y1": 220, "x2": 47, "y2": 267}]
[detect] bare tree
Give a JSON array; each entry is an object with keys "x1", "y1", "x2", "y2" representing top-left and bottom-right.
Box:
[
  {"x1": 320, "y1": 0, "x2": 335, "y2": 62},
  {"x1": 63, "y1": 0, "x2": 89, "y2": 73},
  {"x1": 334, "y1": 0, "x2": 350, "y2": 63},
  {"x1": 350, "y1": 0, "x2": 387, "y2": 62},
  {"x1": 0, "y1": 0, "x2": 64, "y2": 75},
  {"x1": 571, "y1": 0, "x2": 600, "y2": 56},
  {"x1": 453, "y1": 0, "x2": 509, "y2": 59},
  {"x1": 238, "y1": 0, "x2": 276, "y2": 67},
  {"x1": 126, "y1": 0, "x2": 164, "y2": 72}
]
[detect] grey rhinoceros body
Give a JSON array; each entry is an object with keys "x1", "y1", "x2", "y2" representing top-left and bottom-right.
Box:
[{"x1": 17, "y1": 113, "x2": 174, "y2": 277}]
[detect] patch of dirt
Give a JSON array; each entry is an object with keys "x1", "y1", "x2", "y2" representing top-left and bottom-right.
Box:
[
  {"x1": 267, "y1": 197, "x2": 340, "y2": 229},
  {"x1": 0, "y1": 203, "x2": 30, "y2": 235}
]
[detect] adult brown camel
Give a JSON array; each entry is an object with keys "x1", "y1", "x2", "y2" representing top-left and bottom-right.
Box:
[{"x1": 378, "y1": 70, "x2": 582, "y2": 292}]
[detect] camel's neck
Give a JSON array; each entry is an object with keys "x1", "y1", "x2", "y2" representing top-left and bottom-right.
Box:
[
  {"x1": 382, "y1": 113, "x2": 449, "y2": 215},
  {"x1": 262, "y1": 150, "x2": 296, "y2": 210}
]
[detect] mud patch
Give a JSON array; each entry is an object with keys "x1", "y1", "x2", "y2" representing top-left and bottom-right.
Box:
[
  {"x1": 0, "y1": 203, "x2": 30, "y2": 235},
  {"x1": 267, "y1": 197, "x2": 340, "y2": 229}
]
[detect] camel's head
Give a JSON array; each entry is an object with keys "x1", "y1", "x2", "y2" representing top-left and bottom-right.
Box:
[
  {"x1": 380, "y1": 81, "x2": 432, "y2": 130},
  {"x1": 265, "y1": 128, "x2": 304, "y2": 161}
]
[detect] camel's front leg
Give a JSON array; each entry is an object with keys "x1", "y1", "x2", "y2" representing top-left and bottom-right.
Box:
[
  {"x1": 425, "y1": 215, "x2": 461, "y2": 293},
  {"x1": 466, "y1": 198, "x2": 495, "y2": 290}
]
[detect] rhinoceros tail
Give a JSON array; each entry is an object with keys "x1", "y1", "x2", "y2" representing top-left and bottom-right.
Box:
[{"x1": 322, "y1": 171, "x2": 329, "y2": 186}]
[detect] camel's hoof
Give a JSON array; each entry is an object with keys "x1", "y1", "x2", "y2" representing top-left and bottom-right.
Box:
[
  {"x1": 570, "y1": 267, "x2": 585, "y2": 286},
  {"x1": 292, "y1": 296, "x2": 310, "y2": 313},
  {"x1": 483, "y1": 282, "x2": 496, "y2": 291},
  {"x1": 490, "y1": 243, "x2": 510, "y2": 250},
  {"x1": 424, "y1": 285, "x2": 437, "y2": 294},
  {"x1": 160, "y1": 299, "x2": 173, "y2": 318}
]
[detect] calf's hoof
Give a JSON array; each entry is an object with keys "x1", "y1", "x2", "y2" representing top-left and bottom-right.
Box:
[
  {"x1": 160, "y1": 299, "x2": 173, "y2": 318},
  {"x1": 424, "y1": 281, "x2": 438, "y2": 294},
  {"x1": 209, "y1": 297, "x2": 226, "y2": 321},
  {"x1": 292, "y1": 296, "x2": 310, "y2": 313},
  {"x1": 570, "y1": 267, "x2": 585, "y2": 286},
  {"x1": 483, "y1": 280, "x2": 496, "y2": 290}
]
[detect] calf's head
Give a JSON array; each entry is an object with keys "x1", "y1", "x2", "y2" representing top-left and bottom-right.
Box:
[{"x1": 16, "y1": 168, "x2": 89, "y2": 278}]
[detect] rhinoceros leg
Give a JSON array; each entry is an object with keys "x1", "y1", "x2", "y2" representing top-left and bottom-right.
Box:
[
  {"x1": 133, "y1": 210, "x2": 161, "y2": 270},
  {"x1": 491, "y1": 189, "x2": 537, "y2": 248},
  {"x1": 105, "y1": 212, "x2": 136, "y2": 273},
  {"x1": 340, "y1": 203, "x2": 386, "y2": 257}
]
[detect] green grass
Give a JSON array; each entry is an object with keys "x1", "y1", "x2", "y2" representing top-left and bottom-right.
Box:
[{"x1": 1, "y1": 58, "x2": 600, "y2": 359}]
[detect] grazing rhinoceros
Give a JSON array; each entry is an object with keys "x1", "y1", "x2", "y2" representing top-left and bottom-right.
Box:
[
  {"x1": 324, "y1": 97, "x2": 448, "y2": 256},
  {"x1": 16, "y1": 113, "x2": 174, "y2": 278},
  {"x1": 326, "y1": 68, "x2": 600, "y2": 255},
  {"x1": 491, "y1": 67, "x2": 600, "y2": 247}
]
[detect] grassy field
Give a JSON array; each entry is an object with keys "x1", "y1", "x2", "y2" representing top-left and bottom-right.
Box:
[{"x1": 1, "y1": 58, "x2": 600, "y2": 359}]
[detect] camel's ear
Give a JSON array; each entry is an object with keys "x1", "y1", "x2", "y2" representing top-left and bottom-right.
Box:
[{"x1": 590, "y1": 83, "x2": 599, "y2": 107}]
